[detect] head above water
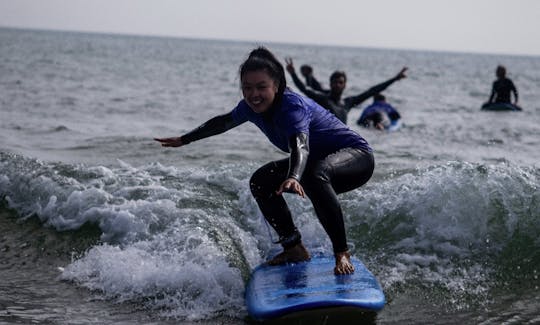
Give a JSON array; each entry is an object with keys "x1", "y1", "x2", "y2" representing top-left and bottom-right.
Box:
[
  {"x1": 329, "y1": 70, "x2": 347, "y2": 97},
  {"x1": 496, "y1": 65, "x2": 506, "y2": 79},
  {"x1": 374, "y1": 93, "x2": 386, "y2": 102},
  {"x1": 239, "y1": 47, "x2": 287, "y2": 113},
  {"x1": 300, "y1": 65, "x2": 313, "y2": 77}
]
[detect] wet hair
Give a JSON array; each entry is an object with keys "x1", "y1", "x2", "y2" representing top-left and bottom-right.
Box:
[
  {"x1": 330, "y1": 70, "x2": 347, "y2": 83},
  {"x1": 374, "y1": 93, "x2": 386, "y2": 101},
  {"x1": 300, "y1": 65, "x2": 313, "y2": 75},
  {"x1": 496, "y1": 65, "x2": 506, "y2": 78},
  {"x1": 239, "y1": 47, "x2": 287, "y2": 96}
]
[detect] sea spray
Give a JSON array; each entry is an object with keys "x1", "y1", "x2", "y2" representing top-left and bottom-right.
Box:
[
  {"x1": 344, "y1": 161, "x2": 539, "y2": 311},
  {"x1": 1, "y1": 152, "x2": 262, "y2": 319}
]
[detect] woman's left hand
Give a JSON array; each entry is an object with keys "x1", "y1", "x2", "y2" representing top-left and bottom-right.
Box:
[
  {"x1": 154, "y1": 137, "x2": 185, "y2": 147},
  {"x1": 276, "y1": 178, "x2": 305, "y2": 198}
]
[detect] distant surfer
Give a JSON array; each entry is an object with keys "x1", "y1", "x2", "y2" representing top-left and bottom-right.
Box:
[
  {"x1": 299, "y1": 64, "x2": 328, "y2": 93},
  {"x1": 155, "y1": 47, "x2": 376, "y2": 275},
  {"x1": 357, "y1": 93, "x2": 401, "y2": 130},
  {"x1": 483, "y1": 65, "x2": 520, "y2": 109},
  {"x1": 285, "y1": 57, "x2": 407, "y2": 124}
]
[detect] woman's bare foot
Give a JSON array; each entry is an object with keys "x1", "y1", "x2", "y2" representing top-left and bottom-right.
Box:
[
  {"x1": 334, "y1": 251, "x2": 355, "y2": 275},
  {"x1": 267, "y1": 243, "x2": 311, "y2": 265}
]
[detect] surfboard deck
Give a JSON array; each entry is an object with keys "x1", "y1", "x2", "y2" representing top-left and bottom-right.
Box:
[
  {"x1": 245, "y1": 255, "x2": 385, "y2": 321},
  {"x1": 387, "y1": 118, "x2": 402, "y2": 132}
]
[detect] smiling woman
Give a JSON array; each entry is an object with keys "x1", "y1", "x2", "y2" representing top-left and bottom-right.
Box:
[
  {"x1": 241, "y1": 70, "x2": 278, "y2": 113},
  {"x1": 155, "y1": 47, "x2": 377, "y2": 275}
]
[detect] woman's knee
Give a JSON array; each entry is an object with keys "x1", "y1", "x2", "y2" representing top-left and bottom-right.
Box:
[
  {"x1": 249, "y1": 161, "x2": 284, "y2": 198},
  {"x1": 305, "y1": 161, "x2": 332, "y2": 185},
  {"x1": 249, "y1": 170, "x2": 268, "y2": 198}
]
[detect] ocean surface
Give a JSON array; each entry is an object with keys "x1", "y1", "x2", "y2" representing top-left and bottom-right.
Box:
[{"x1": 1, "y1": 27, "x2": 539, "y2": 324}]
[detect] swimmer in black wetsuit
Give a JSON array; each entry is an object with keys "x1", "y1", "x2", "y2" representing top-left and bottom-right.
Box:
[
  {"x1": 285, "y1": 57, "x2": 407, "y2": 124},
  {"x1": 486, "y1": 65, "x2": 519, "y2": 105},
  {"x1": 300, "y1": 64, "x2": 328, "y2": 93},
  {"x1": 155, "y1": 47, "x2": 376, "y2": 275}
]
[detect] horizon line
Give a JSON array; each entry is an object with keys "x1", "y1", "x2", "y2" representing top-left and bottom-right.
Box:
[{"x1": 1, "y1": 25, "x2": 539, "y2": 59}]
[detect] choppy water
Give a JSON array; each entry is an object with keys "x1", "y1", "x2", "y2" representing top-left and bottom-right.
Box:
[{"x1": 1, "y1": 27, "x2": 540, "y2": 324}]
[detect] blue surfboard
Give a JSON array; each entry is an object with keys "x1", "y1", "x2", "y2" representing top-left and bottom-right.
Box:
[
  {"x1": 387, "y1": 118, "x2": 402, "y2": 132},
  {"x1": 245, "y1": 255, "x2": 385, "y2": 321}
]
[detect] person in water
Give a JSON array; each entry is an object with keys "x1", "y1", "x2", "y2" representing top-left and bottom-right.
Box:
[
  {"x1": 299, "y1": 64, "x2": 328, "y2": 93},
  {"x1": 155, "y1": 47, "x2": 375, "y2": 275},
  {"x1": 485, "y1": 65, "x2": 519, "y2": 106},
  {"x1": 285, "y1": 57, "x2": 407, "y2": 124},
  {"x1": 357, "y1": 93, "x2": 401, "y2": 130}
]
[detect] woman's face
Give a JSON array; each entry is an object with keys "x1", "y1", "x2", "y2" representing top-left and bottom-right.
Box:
[{"x1": 241, "y1": 70, "x2": 278, "y2": 113}]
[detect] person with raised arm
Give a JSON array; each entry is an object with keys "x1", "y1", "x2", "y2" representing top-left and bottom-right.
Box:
[{"x1": 286, "y1": 57, "x2": 407, "y2": 124}]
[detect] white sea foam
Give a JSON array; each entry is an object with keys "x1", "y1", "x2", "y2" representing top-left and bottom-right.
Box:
[
  {"x1": 60, "y1": 226, "x2": 246, "y2": 320},
  {"x1": 346, "y1": 161, "x2": 539, "y2": 311},
  {"x1": 2, "y1": 149, "x2": 539, "y2": 319}
]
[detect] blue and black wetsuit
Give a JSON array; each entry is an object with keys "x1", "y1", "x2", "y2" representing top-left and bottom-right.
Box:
[
  {"x1": 357, "y1": 100, "x2": 401, "y2": 127},
  {"x1": 488, "y1": 77, "x2": 518, "y2": 104},
  {"x1": 289, "y1": 71, "x2": 402, "y2": 124},
  {"x1": 181, "y1": 89, "x2": 374, "y2": 254}
]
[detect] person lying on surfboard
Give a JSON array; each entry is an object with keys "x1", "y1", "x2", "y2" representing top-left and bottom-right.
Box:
[
  {"x1": 155, "y1": 47, "x2": 375, "y2": 275},
  {"x1": 357, "y1": 93, "x2": 401, "y2": 130}
]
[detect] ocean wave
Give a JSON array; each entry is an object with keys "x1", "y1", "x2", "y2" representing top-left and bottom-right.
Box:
[
  {"x1": 346, "y1": 161, "x2": 539, "y2": 310},
  {"x1": 59, "y1": 231, "x2": 246, "y2": 320},
  {"x1": 0, "y1": 152, "x2": 260, "y2": 319},
  {"x1": 2, "y1": 152, "x2": 539, "y2": 319}
]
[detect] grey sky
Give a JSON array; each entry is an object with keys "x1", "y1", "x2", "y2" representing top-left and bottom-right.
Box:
[{"x1": 1, "y1": 0, "x2": 539, "y2": 56}]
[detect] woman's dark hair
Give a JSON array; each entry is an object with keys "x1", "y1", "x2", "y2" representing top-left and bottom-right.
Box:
[{"x1": 239, "y1": 47, "x2": 287, "y2": 96}]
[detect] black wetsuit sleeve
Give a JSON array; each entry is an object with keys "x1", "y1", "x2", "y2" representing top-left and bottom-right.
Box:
[
  {"x1": 488, "y1": 81, "x2": 496, "y2": 103},
  {"x1": 510, "y1": 80, "x2": 518, "y2": 102},
  {"x1": 345, "y1": 77, "x2": 400, "y2": 109},
  {"x1": 357, "y1": 110, "x2": 369, "y2": 126},
  {"x1": 287, "y1": 133, "x2": 309, "y2": 181},
  {"x1": 307, "y1": 75, "x2": 325, "y2": 92},
  {"x1": 181, "y1": 112, "x2": 240, "y2": 144},
  {"x1": 289, "y1": 71, "x2": 329, "y2": 103}
]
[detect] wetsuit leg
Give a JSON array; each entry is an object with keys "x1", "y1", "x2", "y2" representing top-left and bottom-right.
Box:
[
  {"x1": 249, "y1": 159, "x2": 301, "y2": 248},
  {"x1": 302, "y1": 148, "x2": 374, "y2": 253}
]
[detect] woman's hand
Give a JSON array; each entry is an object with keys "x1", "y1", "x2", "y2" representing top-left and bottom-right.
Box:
[
  {"x1": 276, "y1": 178, "x2": 305, "y2": 198},
  {"x1": 154, "y1": 137, "x2": 185, "y2": 147}
]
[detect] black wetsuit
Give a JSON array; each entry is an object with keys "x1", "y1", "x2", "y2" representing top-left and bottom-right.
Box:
[
  {"x1": 305, "y1": 74, "x2": 327, "y2": 93},
  {"x1": 181, "y1": 90, "x2": 374, "y2": 254},
  {"x1": 488, "y1": 77, "x2": 518, "y2": 104},
  {"x1": 289, "y1": 71, "x2": 402, "y2": 124},
  {"x1": 250, "y1": 150, "x2": 374, "y2": 253}
]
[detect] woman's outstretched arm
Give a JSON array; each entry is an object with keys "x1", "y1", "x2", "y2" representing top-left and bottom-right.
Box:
[{"x1": 154, "y1": 112, "x2": 240, "y2": 147}]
